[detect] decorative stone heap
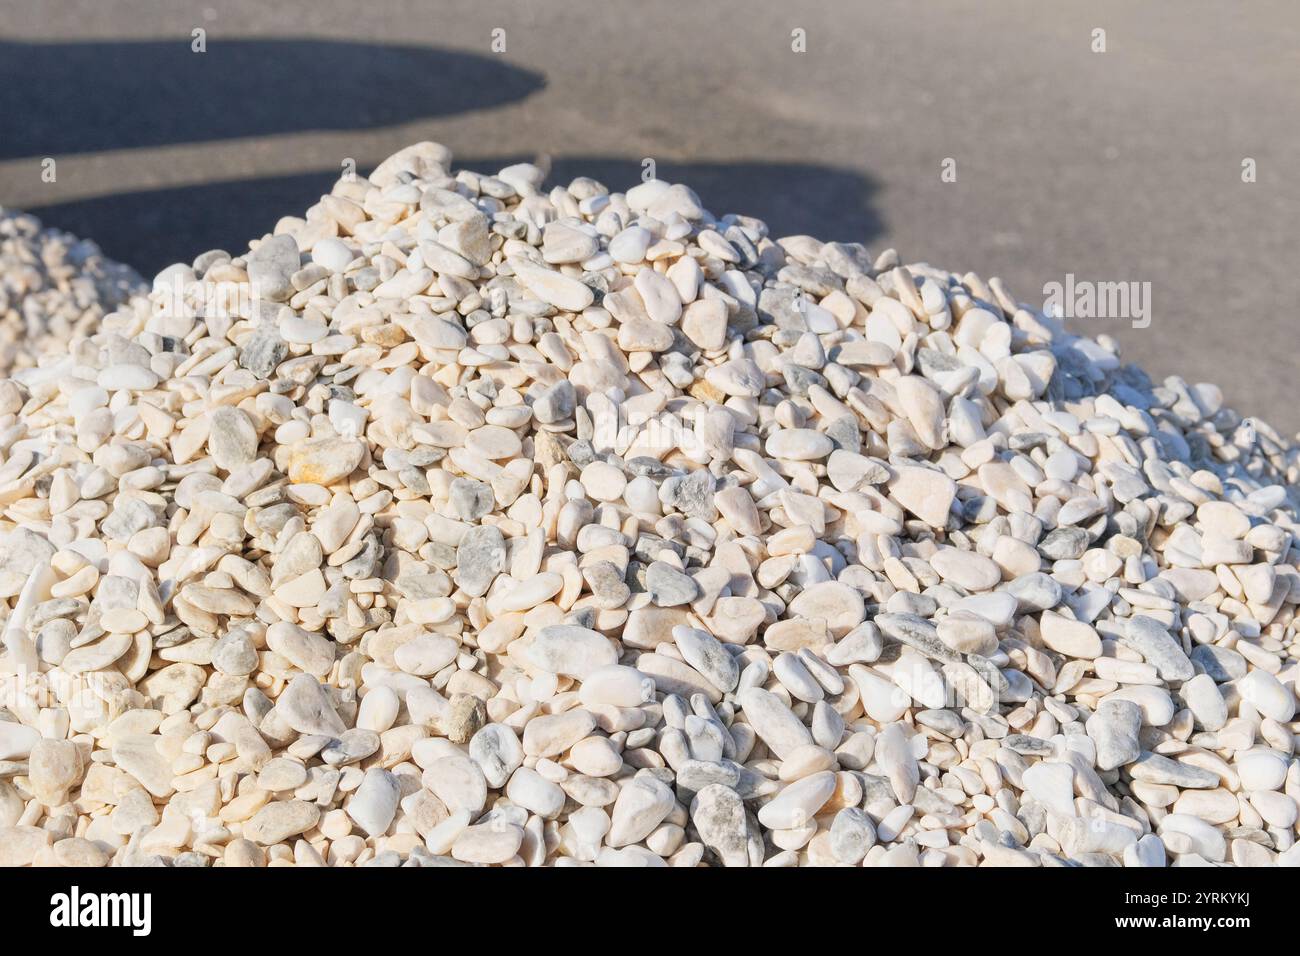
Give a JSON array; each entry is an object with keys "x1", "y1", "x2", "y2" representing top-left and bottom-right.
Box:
[
  {"x1": 0, "y1": 142, "x2": 1297, "y2": 867},
  {"x1": 0, "y1": 206, "x2": 145, "y2": 376}
]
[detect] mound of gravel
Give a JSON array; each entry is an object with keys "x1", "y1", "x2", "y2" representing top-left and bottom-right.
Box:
[
  {"x1": 0, "y1": 142, "x2": 1297, "y2": 868},
  {"x1": 0, "y1": 206, "x2": 145, "y2": 376}
]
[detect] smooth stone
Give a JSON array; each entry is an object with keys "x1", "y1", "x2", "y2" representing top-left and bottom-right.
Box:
[
  {"x1": 1087, "y1": 699, "x2": 1142, "y2": 771},
  {"x1": 243, "y1": 799, "x2": 320, "y2": 845},
  {"x1": 455, "y1": 525, "x2": 507, "y2": 598},
  {"x1": 1129, "y1": 752, "x2": 1222, "y2": 789},
  {"x1": 607, "y1": 775, "x2": 675, "y2": 847},
  {"x1": 512, "y1": 258, "x2": 594, "y2": 311},
  {"x1": 1235, "y1": 749, "x2": 1288, "y2": 791},
  {"x1": 255, "y1": 757, "x2": 309, "y2": 792},
  {"x1": 59, "y1": 632, "x2": 133, "y2": 673},
  {"x1": 1038, "y1": 610, "x2": 1103, "y2": 659},
  {"x1": 757, "y1": 771, "x2": 836, "y2": 829},
  {"x1": 275, "y1": 674, "x2": 347, "y2": 737},
  {"x1": 1180, "y1": 674, "x2": 1227, "y2": 731},
  {"x1": 787, "y1": 582, "x2": 865, "y2": 638},
  {"x1": 506, "y1": 766, "x2": 566, "y2": 818},
  {"x1": 690, "y1": 785, "x2": 750, "y2": 867},
  {"x1": 578, "y1": 665, "x2": 654, "y2": 708},
  {"x1": 634, "y1": 268, "x2": 682, "y2": 325},
  {"x1": 287, "y1": 437, "x2": 365, "y2": 485},
  {"x1": 887, "y1": 465, "x2": 956, "y2": 528},
  {"x1": 875, "y1": 613, "x2": 961, "y2": 664},
  {"x1": 705, "y1": 359, "x2": 765, "y2": 398},
  {"x1": 1122, "y1": 615, "x2": 1194, "y2": 682},
  {"x1": 825, "y1": 623, "x2": 883, "y2": 666},
  {"x1": 0, "y1": 827, "x2": 50, "y2": 867},
  {"x1": 29, "y1": 738, "x2": 81, "y2": 804},
  {"x1": 773, "y1": 653, "x2": 823, "y2": 703},
  {"x1": 738, "y1": 687, "x2": 814, "y2": 760},
  {"x1": 469, "y1": 723, "x2": 524, "y2": 789},
  {"x1": 929, "y1": 547, "x2": 1002, "y2": 591},
  {"x1": 1002, "y1": 573, "x2": 1062, "y2": 611},
  {"x1": 671, "y1": 626, "x2": 739, "y2": 693},
  {"x1": 451, "y1": 823, "x2": 524, "y2": 864},
  {"x1": 1196, "y1": 501, "x2": 1251, "y2": 540},
  {"x1": 765, "y1": 429, "x2": 833, "y2": 461},
  {"x1": 425, "y1": 754, "x2": 488, "y2": 814},
  {"x1": 265, "y1": 622, "x2": 335, "y2": 678},
  {"x1": 829, "y1": 806, "x2": 876, "y2": 864},
  {"x1": 528, "y1": 625, "x2": 618, "y2": 678},
  {"x1": 394, "y1": 633, "x2": 461, "y2": 676},
  {"x1": 1158, "y1": 813, "x2": 1226, "y2": 861},
  {"x1": 246, "y1": 234, "x2": 299, "y2": 302},
  {"x1": 1237, "y1": 670, "x2": 1296, "y2": 723},
  {"x1": 936, "y1": 615, "x2": 999, "y2": 655},
  {"x1": 646, "y1": 561, "x2": 700, "y2": 607},
  {"x1": 522, "y1": 710, "x2": 597, "y2": 758},
  {"x1": 875, "y1": 722, "x2": 918, "y2": 802},
  {"x1": 826, "y1": 450, "x2": 889, "y2": 492},
  {"x1": 1249, "y1": 791, "x2": 1297, "y2": 829},
  {"x1": 207, "y1": 406, "x2": 259, "y2": 471},
  {"x1": 1021, "y1": 761, "x2": 1076, "y2": 816},
  {"x1": 0, "y1": 721, "x2": 40, "y2": 760},
  {"x1": 346, "y1": 767, "x2": 400, "y2": 837}
]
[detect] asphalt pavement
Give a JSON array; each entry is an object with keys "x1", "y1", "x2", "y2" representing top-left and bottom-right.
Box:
[{"x1": 2, "y1": 0, "x2": 1298, "y2": 431}]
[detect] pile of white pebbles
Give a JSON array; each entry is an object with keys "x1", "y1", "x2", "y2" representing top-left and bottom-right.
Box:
[
  {"x1": 1, "y1": 142, "x2": 1297, "y2": 868},
  {"x1": 0, "y1": 206, "x2": 145, "y2": 377}
]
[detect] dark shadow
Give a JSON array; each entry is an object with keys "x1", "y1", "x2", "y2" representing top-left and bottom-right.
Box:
[
  {"x1": 0, "y1": 39, "x2": 545, "y2": 159},
  {"x1": 26, "y1": 159, "x2": 883, "y2": 279},
  {"x1": 26, "y1": 171, "x2": 344, "y2": 275}
]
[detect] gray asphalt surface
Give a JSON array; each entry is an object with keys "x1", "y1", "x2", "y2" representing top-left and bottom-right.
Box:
[{"x1": 3, "y1": 0, "x2": 1298, "y2": 432}]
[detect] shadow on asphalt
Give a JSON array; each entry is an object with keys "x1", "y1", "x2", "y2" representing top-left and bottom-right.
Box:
[
  {"x1": 0, "y1": 38, "x2": 545, "y2": 158},
  {"x1": 27, "y1": 159, "x2": 884, "y2": 278}
]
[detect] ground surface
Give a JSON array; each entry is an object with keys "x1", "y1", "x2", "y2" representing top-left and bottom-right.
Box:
[{"x1": 2, "y1": 0, "x2": 1298, "y2": 432}]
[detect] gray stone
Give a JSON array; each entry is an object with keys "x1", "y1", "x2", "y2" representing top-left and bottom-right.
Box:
[
  {"x1": 646, "y1": 561, "x2": 700, "y2": 607},
  {"x1": 1038, "y1": 527, "x2": 1089, "y2": 560},
  {"x1": 874, "y1": 613, "x2": 961, "y2": 664},
  {"x1": 1190, "y1": 644, "x2": 1248, "y2": 683},
  {"x1": 1122, "y1": 615, "x2": 1194, "y2": 682},
  {"x1": 448, "y1": 478, "x2": 494, "y2": 521},
  {"x1": 1128, "y1": 751, "x2": 1222, "y2": 789},
  {"x1": 690, "y1": 784, "x2": 750, "y2": 867},
  {"x1": 829, "y1": 806, "x2": 876, "y2": 864},
  {"x1": 533, "y1": 380, "x2": 576, "y2": 424},
  {"x1": 675, "y1": 759, "x2": 741, "y2": 792},
  {"x1": 1180, "y1": 673, "x2": 1228, "y2": 731},
  {"x1": 469, "y1": 723, "x2": 524, "y2": 788},
  {"x1": 246, "y1": 234, "x2": 300, "y2": 302},
  {"x1": 660, "y1": 469, "x2": 717, "y2": 521},
  {"x1": 341, "y1": 535, "x2": 383, "y2": 580},
  {"x1": 582, "y1": 560, "x2": 630, "y2": 609},
  {"x1": 275, "y1": 674, "x2": 347, "y2": 738},
  {"x1": 672, "y1": 626, "x2": 739, "y2": 693},
  {"x1": 455, "y1": 525, "x2": 506, "y2": 597},
  {"x1": 320, "y1": 729, "x2": 380, "y2": 766},
  {"x1": 1002, "y1": 572, "x2": 1062, "y2": 611},
  {"x1": 239, "y1": 326, "x2": 288, "y2": 379}
]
